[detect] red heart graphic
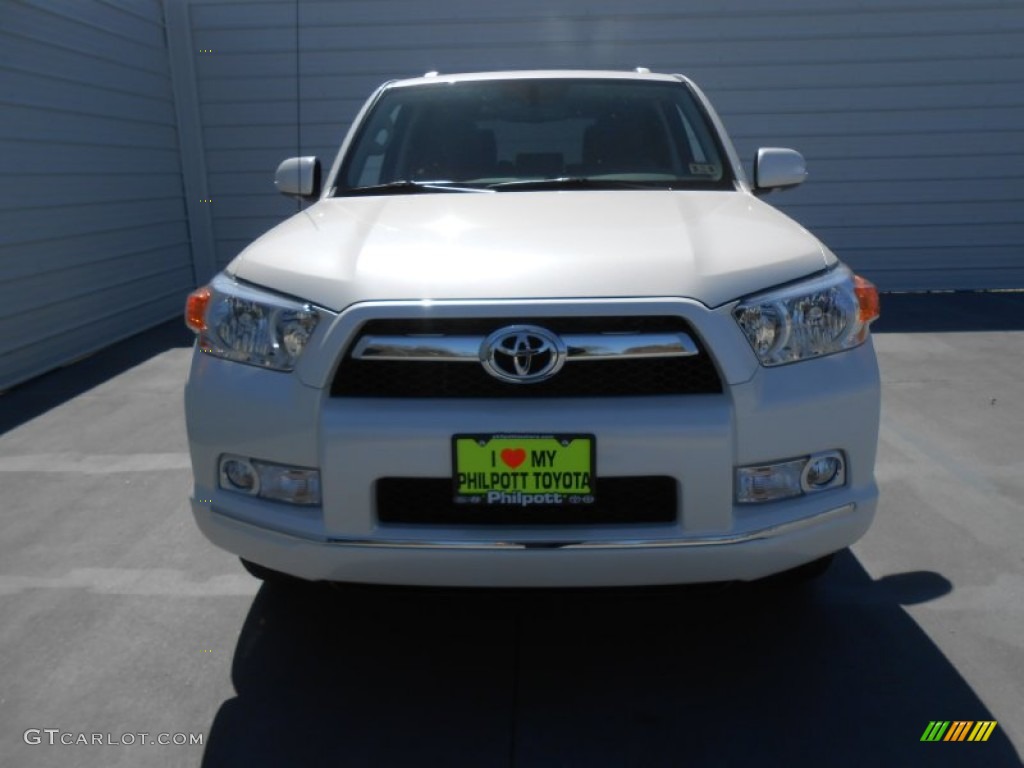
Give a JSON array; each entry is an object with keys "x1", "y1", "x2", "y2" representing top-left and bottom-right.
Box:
[{"x1": 501, "y1": 448, "x2": 527, "y2": 469}]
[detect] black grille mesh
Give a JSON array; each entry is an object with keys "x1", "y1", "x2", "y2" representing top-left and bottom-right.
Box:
[{"x1": 332, "y1": 316, "x2": 722, "y2": 398}]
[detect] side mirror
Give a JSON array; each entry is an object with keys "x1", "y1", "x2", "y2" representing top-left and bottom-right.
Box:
[
  {"x1": 274, "y1": 156, "x2": 321, "y2": 200},
  {"x1": 753, "y1": 148, "x2": 807, "y2": 193}
]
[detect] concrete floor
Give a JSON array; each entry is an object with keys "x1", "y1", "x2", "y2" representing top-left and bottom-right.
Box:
[{"x1": 0, "y1": 293, "x2": 1021, "y2": 767}]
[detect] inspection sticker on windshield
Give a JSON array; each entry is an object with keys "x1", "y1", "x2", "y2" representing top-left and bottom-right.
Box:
[{"x1": 453, "y1": 435, "x2": 595, "y2": 506}]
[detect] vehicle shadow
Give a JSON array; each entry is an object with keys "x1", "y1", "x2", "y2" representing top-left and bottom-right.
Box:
[
  {"x1": 200, "y1": 551, "x2": 1020, "y2": 767},
  {"x1": 0, "y1": 319, "x2": 194, "y2": 435}
]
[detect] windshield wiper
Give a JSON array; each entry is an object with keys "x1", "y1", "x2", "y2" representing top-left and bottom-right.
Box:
[
  {"x1": 336, "y1": 180, "x2": 491, "y2": 196},
  {"x1": 487, "y1": 177, "x2": 678, "y2": 192}
]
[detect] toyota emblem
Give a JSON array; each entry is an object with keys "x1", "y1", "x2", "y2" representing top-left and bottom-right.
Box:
[{"x1": 480, "y1": 325, "x2": 567, "y2": 383}]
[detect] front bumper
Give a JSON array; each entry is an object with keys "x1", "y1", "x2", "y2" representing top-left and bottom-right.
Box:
[
  {"x1": 192, "y1": 497, "x2": 875, "y2": 586},
  {"x1": 185, "y1": 297, "x2": 881, "y2": 586}
]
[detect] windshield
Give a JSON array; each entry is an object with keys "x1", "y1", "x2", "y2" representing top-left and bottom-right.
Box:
[{"x1": 335, "y1": 78, "x2": 732, "y2": 194}]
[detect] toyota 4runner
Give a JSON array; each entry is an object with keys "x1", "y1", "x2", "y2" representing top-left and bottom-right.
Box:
[{"x1": 184, "y1": 69, "x2": 881, "y2": 587}]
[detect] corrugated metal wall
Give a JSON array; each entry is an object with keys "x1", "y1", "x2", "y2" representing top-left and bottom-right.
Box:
[
  {"x1": 2, "y1": 0, "x2": 1022, "y2": 389},
  {"x1": 0, "y1": 0, "x2": 194, "y2": 391},
  {"x1": 188, "y1": 0, "x2": 1024, "y2": 290}
]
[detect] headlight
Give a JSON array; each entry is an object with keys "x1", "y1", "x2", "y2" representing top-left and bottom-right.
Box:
[
  {"x1": 733, "y1": 266, "x2": 879, "y2": 366},
  {"x1": 185, "y1": 274, "x2": 319, "y2": 371}
]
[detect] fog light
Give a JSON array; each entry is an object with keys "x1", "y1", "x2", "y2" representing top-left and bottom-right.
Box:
[
  {"x1": 736, "y1": 459, "x2": 804, "y2": 503},
  {"x1": 802, "y1": 452, "x2": 845, "y2": 491},
  {"x1": 220, "y1": 457, "x2": 257, "y2": 493},
  {"x1": 218, "y1": 455, "x2": 321, "y2": 506},
  {"x1": 736, "y1": 451, "x2": 846, "y2": 504}
]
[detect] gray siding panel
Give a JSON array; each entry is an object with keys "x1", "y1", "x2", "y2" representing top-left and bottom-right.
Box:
[
  {"x1": 190, "y1": 1, "x2": 299, "y2": 267},
  {"x1": 0, "y1": 0, "x2": 193, "y2": 391},
  {"x1": 1, "y1": 105, "x2": 179, "y2": 149},
  {"x1": 10, "y1": 0, "x2": 1016, "y2": 391},
  {"x1": 1, "y1": 223, "x2": 190, "y2": 283},
  {"x1": 0, "y1": 31, "x2": 172, "y2": 96},
  {"x1": 184, "y1": 0, "x2": 1024, "y2": 289},
  {"x1": 12, "y1": 173, "x2": 185, "y2": 209},
  {"x1": 0, "y1": 70, "x2": 177, "y2": 124},
  {"x1": 0, "y1": 283, "x2": 188, "y2": 395}
]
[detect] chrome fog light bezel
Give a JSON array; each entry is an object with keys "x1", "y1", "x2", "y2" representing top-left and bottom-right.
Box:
[
  {"x1": 219, "y1": 455, "x2": 259, "y2": 495},
  {"x1": 801, "y1": 450, "x2": 846, "y2": 492}
]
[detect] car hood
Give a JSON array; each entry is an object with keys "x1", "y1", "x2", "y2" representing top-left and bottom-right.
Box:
[{"x1": 227, "y1": 190, "x2": 834, "y2": 311}]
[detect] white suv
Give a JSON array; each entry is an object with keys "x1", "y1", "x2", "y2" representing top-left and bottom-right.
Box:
[{"x1": 184, "y1": 70, "x2": 881, "y2": 587}]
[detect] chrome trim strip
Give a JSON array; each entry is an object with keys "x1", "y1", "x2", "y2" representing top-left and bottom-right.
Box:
[
  {"x1": 351, "y1": 335, "x2": 480, "y2": 362},
  {"x1": 565, "y1": 332, "x2": 698, "y2": 360},
  {"x1": 351, "y1": 332, "x2": 698, "y2": 362},
  {"x1": 320, "y1": 503, "x2": 856, "y2": 550}
]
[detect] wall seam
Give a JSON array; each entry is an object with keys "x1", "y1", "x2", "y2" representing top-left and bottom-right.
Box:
[{"x1": 162, "y1": 0, "x2": 217, "y2": 285}]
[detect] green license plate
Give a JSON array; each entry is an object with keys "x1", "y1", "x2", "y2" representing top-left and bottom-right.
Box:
[{"x1": 453, "y1": 434, "x2": 595, "y2": 506}]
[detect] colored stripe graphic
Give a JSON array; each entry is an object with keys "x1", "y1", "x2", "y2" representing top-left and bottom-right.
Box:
[
  {"x1": 945, "y1": 721, "x2": 972, "y2": 741},
  {"x1": 968, "y1": 722, "x2": 998, "y2": 742},
  {"x1": 921, "y1": 721, "x2": 997, "y2": 742}
]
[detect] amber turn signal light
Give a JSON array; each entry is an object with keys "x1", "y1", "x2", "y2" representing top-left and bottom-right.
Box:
[
  {"x1": 185, "y1": 287, "x2": 211, "y2": 332},
  {"x1": 853, "y1": 275, "x2": 880, "y2": 325}
]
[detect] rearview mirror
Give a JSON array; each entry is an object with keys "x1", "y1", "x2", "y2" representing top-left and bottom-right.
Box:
[
  {"x1": 753, "y1": 148, "x2": 807, "y2": 193},
  {"x1": 274, "y1": 156, "x2": 321, "y2": 200}
]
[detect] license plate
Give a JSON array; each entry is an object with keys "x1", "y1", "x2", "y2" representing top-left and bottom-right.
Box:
[{"x1": 453, "y1": 434, "x2": 595, "y2": 506}]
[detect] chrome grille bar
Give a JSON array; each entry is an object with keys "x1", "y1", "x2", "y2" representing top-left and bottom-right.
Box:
[{"x1": 351, "y1": 332, "x2": 699, "y2": 362}]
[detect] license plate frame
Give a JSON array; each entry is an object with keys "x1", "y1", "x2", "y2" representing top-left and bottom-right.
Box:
[{"x1": 452, "y1": 434, "x2": 596, "y2": 506}]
